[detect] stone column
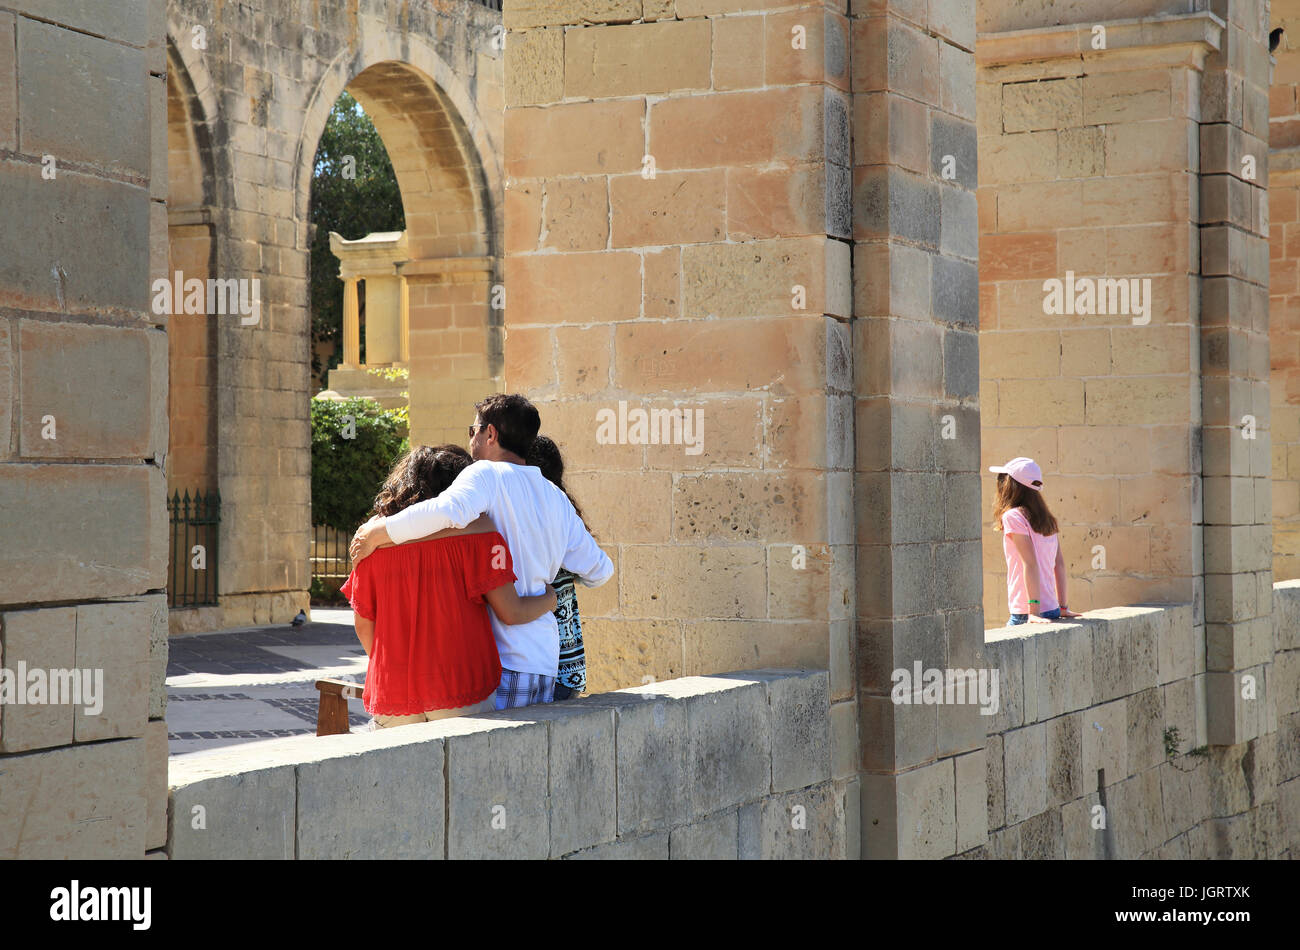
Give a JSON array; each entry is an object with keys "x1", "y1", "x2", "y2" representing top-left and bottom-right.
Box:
[
  {"x1": 505, "y1": 1, "x2": 854, "y2": 856},
  {"x1": 851, "y1": 0, "x2": 986, "y2": 859},
  {"x1": 403, "y1": 256, "x2": 499, "y2": 446},
  {"x1": 0, "y1": 1, "x2": 169, "y2": 857},
  {"x1": 1199, "y1": 0, "x2": 1275, "y2": 751},
  {"x1": 399, "y1": 274, "x2": 411, "y2": 364},
  {"x1": 342, "y1": 276, "x2": 361, "y2": 368}
]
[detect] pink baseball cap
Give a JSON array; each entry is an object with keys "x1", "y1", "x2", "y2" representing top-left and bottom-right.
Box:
[{"x1": 989, "y1": 457, "x2": 1043, "y2": 491}]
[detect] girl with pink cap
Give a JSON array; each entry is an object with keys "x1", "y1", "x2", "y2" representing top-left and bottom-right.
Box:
[{"x1": 989, "y1": 457, "x2": 1083, "y2": 626}]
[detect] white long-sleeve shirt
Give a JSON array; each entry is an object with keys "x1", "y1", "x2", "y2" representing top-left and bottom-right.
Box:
[{"x1": 384, "y1": 459, "x2": 614, "y2": 677}]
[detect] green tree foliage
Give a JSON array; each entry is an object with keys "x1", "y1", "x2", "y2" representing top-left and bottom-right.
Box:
[
  {"x1": 310, "y1": 397, "x2": 409, "y2": 532},
  {"x1": 309, "y1": 92, "x2": 405, "y2": 379}
]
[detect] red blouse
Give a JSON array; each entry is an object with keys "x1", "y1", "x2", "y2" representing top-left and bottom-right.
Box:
[{"x1": 340, "y1": 530, "x2": 511, "y2": 716}]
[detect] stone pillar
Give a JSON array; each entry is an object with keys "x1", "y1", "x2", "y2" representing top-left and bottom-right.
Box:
[
  {"x1": 342, "y1": 276, "x2": 361, "y2": 368},
  {"x1": 504, "y1": 1, "x2": 854, "y2": 854},
  {"x1": 851, "y1": 0, "x2": 985, "y2": 859},
  {"x1": 403, "y1": 256, "x2": 499, "y2": 446},
  {"x1": 0, "y1": 1, "x2": 169, "y2": 857},
  {"x1": 1271, "y1": 153, "x2": 1300, "y2": 578},
  {"x1": 399, "y1": 274, "x2": 411, "y2": 363},
  {"x1": 1199, "y1": 0, "x2": 1274, "y2": 751}
]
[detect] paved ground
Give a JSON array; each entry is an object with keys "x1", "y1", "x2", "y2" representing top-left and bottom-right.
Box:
[{"x1": 166, "y1": 608, "x2": 370, "y2": 757}]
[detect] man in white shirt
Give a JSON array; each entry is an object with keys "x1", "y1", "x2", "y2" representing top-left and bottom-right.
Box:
[{"x1": 349, "y1": 394, "x2": 613, "y2": 709}]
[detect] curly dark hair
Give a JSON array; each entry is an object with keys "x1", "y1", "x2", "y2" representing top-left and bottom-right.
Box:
[
  {"x1": 527, "y1": 434, "x2": 592, "y2": 536},
  {"x1": 475, "y1": 393, "x2": 541, "y2": 459},
  {"x1": 371, "y1": 444, "x2": 472, "y2": 517}
]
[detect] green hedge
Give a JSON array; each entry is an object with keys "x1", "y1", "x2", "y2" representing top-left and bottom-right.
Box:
[{"x1": 310, "y1": 397, "x2": 408, "y2": 532}]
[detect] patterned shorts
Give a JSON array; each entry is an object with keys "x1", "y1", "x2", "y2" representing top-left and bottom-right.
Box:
[{"x1": 494, "y1": 669, "x2": 556, "y2": 710}]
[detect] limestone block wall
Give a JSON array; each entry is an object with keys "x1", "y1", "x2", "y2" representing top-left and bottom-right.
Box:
[
  {"x1": 161, "y1": 0, "x2": 505, "y2": 630},
  {"x1": 1269, "y1": 156, "x2": 1300, "y2": 580},
  {"x1": 1270, "y1": 3, "x2": 1300, "y2": 580},
  {"x1": 501, "y1": 4, "x2": 855, "y2": 743},
  {"x1": 166, "y1": 670, "x2": 844, "y2": 859},
  {"x1": 976, "y1": 598, "x2": 1298, "y2": 860},
  {"x1": 976, "y1": 15, "x2": 1220, "y2": 623},
  {"x1": 0, "y1": 1, "x2": 170, "y2": 857},
  {"x1": 849, "y1": 0, "x2": 986, "y2": 861}
]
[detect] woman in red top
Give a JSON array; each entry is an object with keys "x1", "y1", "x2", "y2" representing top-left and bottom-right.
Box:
[{"x1": 340, "y1": 444, "x2": 556, "y2": 728}]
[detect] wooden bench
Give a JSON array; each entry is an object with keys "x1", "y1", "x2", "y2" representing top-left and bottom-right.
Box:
[{"x1": 314, "y1": 678, "x2": 365, "y2": 736}]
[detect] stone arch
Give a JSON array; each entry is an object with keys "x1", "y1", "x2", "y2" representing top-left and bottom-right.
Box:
[
  {"x1": 164, "y1": 38, "x2": 219, "y2": 497},
  {"x1": 293, "y1": 33, "x2": 504, "y2": 446},
  {"x1": 291, "y1": 32, "x2": 501, "y2": 253}
]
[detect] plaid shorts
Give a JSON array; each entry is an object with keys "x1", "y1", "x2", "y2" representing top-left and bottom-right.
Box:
[{"x1": 494, "y1": 669, "x2": 556, "y2": 710}]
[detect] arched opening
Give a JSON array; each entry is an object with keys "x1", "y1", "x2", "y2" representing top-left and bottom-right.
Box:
[
  {"x1": 301, "y1": 60, "x2": 502, "y2": 450},
  {"x1": 165, "y1": 42, "x2": 220, "y2": 612}
]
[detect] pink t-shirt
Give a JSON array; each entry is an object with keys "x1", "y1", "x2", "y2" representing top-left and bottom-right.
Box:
[{"x1": 1001, "y1": 508, "x2": 1060, "y2": 614}]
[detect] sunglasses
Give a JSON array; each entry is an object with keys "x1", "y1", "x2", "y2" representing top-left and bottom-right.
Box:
[{"x1": 468, "y1": 423, "x2": 484, "y2": 439}]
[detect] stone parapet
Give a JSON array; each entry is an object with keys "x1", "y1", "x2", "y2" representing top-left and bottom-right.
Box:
[{"x1": 166, "y1": 670, "x2": 844, "y2": 860}]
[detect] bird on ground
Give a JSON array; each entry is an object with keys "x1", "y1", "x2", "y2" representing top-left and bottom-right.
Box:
[{"x1": 291, "y1": 609, "x2": 307, "y2": 627}]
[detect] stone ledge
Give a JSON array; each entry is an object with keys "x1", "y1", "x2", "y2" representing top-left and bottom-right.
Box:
[
  {"x1": 166, "y1": 668, "x2": 839, "y2": 859},
  {"x1": 977, "y1": 12, "x2": 1225, "y2": 67}
]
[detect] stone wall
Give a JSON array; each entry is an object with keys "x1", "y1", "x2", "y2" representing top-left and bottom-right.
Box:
[
  {"x1": 974, "y1": 595, "x2": 1299, "y2": 860},
  {"x1": 162, "y1": 0, "x2": 506, "y2": 631},
  {"x1": 1271, "y1": 2, "x2": 1300, "y2": 580},
  {"x1": 0, "y1": 0, "x2": 170, "y2": 858},
  {"x1": 501, "y1": 3, "x2": 857, "y2": 784},
  {"x1": 166, "y1": 670, "x2": 846, "y2": 859},
  {"x1": 976, "y1": 13, "x2": 1221, "y2": 622}
]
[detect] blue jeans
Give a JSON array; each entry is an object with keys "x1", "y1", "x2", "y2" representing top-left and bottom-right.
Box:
[{"x1": 1008, "y1": 607, "x2": 1061, "y2": 625}]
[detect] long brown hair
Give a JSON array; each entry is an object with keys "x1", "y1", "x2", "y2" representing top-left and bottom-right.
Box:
[
  {"x1": 526, "y1": 434, "x2": 593, "y2": 537},
  {"x1": 992, "y1": 473, "x2": 1059, "y2": 537},
  {"x1": 371, "y1": 444, "x2": 472, "y2": 517}
]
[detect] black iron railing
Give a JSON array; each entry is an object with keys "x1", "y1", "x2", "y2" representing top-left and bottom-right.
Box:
[
  {"x1": 311, "y1": 524, "x2": 355, "y2": 599},
  {"x1": 168, "y1": 490, "x2": 220, "y2": 608}
]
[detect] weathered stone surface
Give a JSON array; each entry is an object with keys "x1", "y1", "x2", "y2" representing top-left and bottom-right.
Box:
[
  {"x1": 73, "y1": 600, "x2": 151, "y2": 743},
  {"x1": 565, "y1": 830, "x2": 669, "y2": 859},
  {"x1": 297, "y1": 738, "x2": 444, "y2": 860},
  {"x1": 445, "y1": 717, "x2": 550, "y2": 860},
  {"x1": 0, "y1": 14, "x2": 14, "y2": 152},
  {"x1": 0, "y1": 463, "x2": 166, "y2": 602},
  {"x1": 145, "y1": 719, "x2": 168, "y2": 851},
  {"x1": 1003, "y1": 721, "x2": 1047, "y2": 825},
  {"x1": 19, "y1": 1, "x2": 149, "y2": 45},
  {"x1": 1081, "y1": 698, "x2": 1128, "y2": 787},
  {"x1": 0, "y1": 738, "x2": 145, "y2": 858},
  {"x1": 565, "y1": 20, "x2": 711, "y2": 99},
  {"x1": 718, "y1": 669, "x2": 830, "y2": 794},
  {"x1": 495, "y1": 702, "x2": 617, "y2": 857},
  {"x1": 19, "y1": 322, "x2": 163, "y2": 459},
  {"x1": 758, "y1": 782, "x2": 844, "y2": 859},
  {"x1": 0, "y1": 320, "x2": 10, "y2": 459},
  {"x1": 669, "y1": 808, "x2": 738, "y2": 860},
  {"x1": 505, "y1": 27, "x2": 562, "y2": 106},
  {"x1": 954, "y1": 748, "x2": 988, "y2": 853},
  {"x1": 170, "y1": 764, "x2": 295, "y2": 860},
  {"x1": 148, "y1": 595, "x2": 168, "y2": 720},
  {"x1": 0, "y1": 164, "x2": 151, "y2": 315},
  {"x1": 0, "y1": 606, "x2": 76, "y2": 753},
  {"x1": 685, "y1": 679, "x2": 771, "y2": 818},
  {"x1": 18, "y1": 17, "x2": 148, "y2": 172},
  {"x1": 863, "y1": 758, "x2": 956, "y2": 859}
]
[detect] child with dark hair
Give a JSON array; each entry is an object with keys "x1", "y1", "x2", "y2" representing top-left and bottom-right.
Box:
[
  {"x1": 989, "y1": 457, "x2": 1083, "y2": 626},
  {"x1": 340, "y1": 444, "x2": 557, "y2": 728},
  {"x1": 527, "y1": 435, "x2": 590, "y2": 700}
]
